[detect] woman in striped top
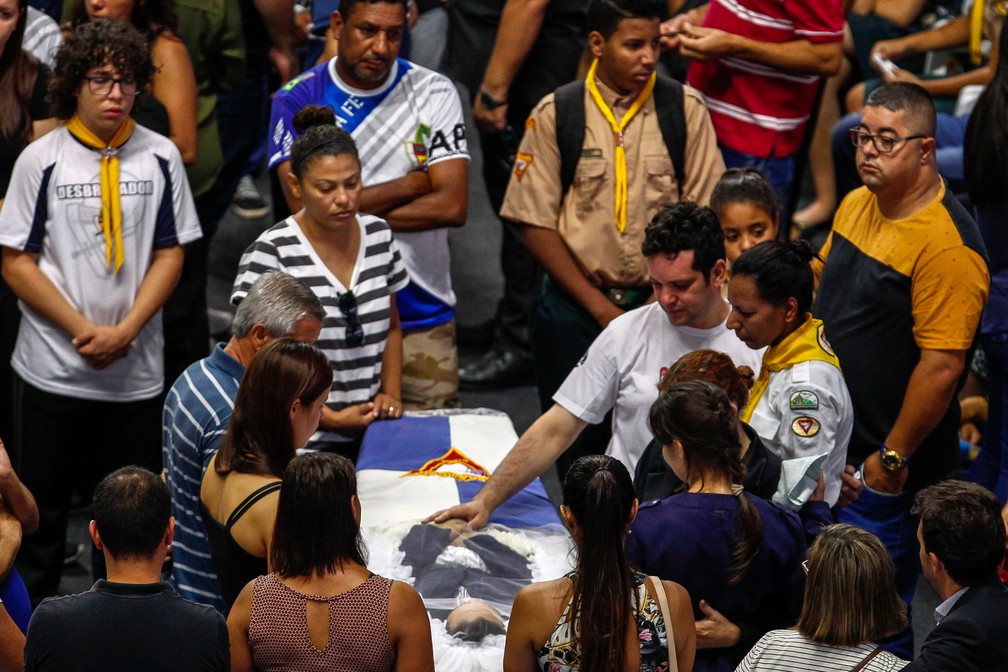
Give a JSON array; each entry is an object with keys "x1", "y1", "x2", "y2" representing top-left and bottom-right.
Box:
[
  {"x1": 232, "y1": 105, "x2": 409, "y2": 455},
  {"x1": 736, "y1": 524, "x2": 909, "y2": 671}
]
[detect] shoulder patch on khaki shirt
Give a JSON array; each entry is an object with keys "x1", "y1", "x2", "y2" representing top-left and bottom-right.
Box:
[{"x1": 514, "y1": 152, "x2": 533, "y2": 181}]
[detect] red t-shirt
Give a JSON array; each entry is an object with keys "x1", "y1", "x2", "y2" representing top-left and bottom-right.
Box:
[{"x1": 687, "y1": 0, "x2": 843, "y2": 158}]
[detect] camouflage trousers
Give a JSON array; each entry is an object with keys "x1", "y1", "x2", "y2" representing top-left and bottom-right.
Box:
[{"x1": 402, "y1": 320, "x2": 460, "y2": 410}]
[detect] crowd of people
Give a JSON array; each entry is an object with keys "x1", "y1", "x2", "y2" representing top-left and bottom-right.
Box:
[{"x1": 0, "y1": 0, "x2": 1005, "y2": 671}]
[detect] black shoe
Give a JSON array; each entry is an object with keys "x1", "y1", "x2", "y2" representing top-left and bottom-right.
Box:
[
  {"x1": 460, "y1": 349, "x2": 534, "y2": 387},
  {"x1": 231, "y1": 176, "x2": 270, "y2": 219}
]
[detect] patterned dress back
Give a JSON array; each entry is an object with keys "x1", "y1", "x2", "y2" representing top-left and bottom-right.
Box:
[
  {"x1": 249, "y1": 572, "x2": 394, "y2": 671},
  {"x1": 537, "y1": 572, "x2": 669, "y2": 672}
]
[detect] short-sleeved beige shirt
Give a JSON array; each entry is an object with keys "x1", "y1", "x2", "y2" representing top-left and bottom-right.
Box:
[{"x1": 500, "y1": 75, "x2": 725, "y2": 288}]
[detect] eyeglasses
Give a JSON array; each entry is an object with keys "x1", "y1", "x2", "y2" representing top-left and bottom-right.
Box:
[
  {"x1": 849, "y1": 128, "x2": 927, "y2": 154},
  {"x1": 802, "y1": 559, "x2": 809, "y2": 575},
  {"x1": 84, "y1": 75, "x2": 139, "y2": 97},
  {"x1": 338, "y1": 291, "x2": 364, "y2": 347}
]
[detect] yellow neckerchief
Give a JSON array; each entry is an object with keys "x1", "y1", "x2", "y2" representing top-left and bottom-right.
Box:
[
  {"x1": 65, "y1": 114, "x2": 136, "y2": 274},
  {"x1": 970, "y1": 0, "x2": 986, "y2": 65},
  {"x1": 741, "y1": 315, "x2": 841, "y2": 423},
  {"x1": 584, "y1": 58, "x2": 656, "y2": 233}
]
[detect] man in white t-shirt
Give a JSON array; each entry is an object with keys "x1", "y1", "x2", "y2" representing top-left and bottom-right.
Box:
[
  {"x1": 427, "y1": 201, "x2": 761, "y2": 528},
  {"x1": 0, "y1": 22, "x2": 200, "y2": 604},
  {"x1": 268, "y1": 0, "x2": 469, "y2": 410}
]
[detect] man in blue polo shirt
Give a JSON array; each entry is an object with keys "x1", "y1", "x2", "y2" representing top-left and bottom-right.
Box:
[{"x1": 161, "y1": 271, "x2": 324, "y2": 612}]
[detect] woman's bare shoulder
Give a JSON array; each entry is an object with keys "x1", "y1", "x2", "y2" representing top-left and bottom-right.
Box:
[{"x1": 517, "y1": 577, "x2": 570, "y2": 602}]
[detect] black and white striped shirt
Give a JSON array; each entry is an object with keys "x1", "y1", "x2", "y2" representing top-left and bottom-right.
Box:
[
  {"x1": 232, "y1": 215, "x2": 409, "y2": 445},
  {"x1": 736, "y1": 629, "x2": 908, "y2": 671}
]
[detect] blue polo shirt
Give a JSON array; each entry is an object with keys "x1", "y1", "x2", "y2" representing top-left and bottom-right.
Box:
[{"x1": 161, "y1": 344, "x2": 244, "y2": 613}]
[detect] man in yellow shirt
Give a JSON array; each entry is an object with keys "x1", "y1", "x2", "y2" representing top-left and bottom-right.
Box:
[{"x1": 814, "y1": 81, "x2": 990, "y2": 658}]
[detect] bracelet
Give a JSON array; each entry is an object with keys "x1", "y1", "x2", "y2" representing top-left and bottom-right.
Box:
[{"x1": 478, "y1": 88, "x2": 508, "y2": 110}]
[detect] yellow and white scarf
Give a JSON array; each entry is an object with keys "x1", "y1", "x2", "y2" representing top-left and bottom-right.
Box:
[
  {"x1": 970, "y1": 0, "x2": 986, "y2": 65},
  {"x1": 65, "y1": 114, "x2": 136, "y2": 274},
  {"x1": 741, "y1": 315, "x2": 841, "y2": 423},
  {"x1": 585, "y1": 59, "x2": 656, "y2": 233}
]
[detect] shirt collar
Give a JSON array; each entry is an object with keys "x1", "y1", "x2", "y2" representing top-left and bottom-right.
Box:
[
  {"x1": 210, "y1": 341, "x2": 246, "y2": 379},
  {"x1": 934, "y1": 586, "x2": 969, "y2": 624},
  {"x1": 92, "y1": 580, "x2": 175, "y2": 597},
  {"x1": 592, "y1": 72, "x2": 633, "y2": 115},
  {"x1": 327, "y1": 56, "x2": 400, "y2": 97}
]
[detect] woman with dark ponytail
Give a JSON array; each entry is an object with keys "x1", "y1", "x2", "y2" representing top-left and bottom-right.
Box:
[
  {"x1": 727, "y1": 240, "x2": 853, "y2": 507},
  {"x1": 628, "y1": 381, "x2": 806, "y2": 672},
  {"x1": 504, "y1": 455, "x2": 695, "y2": 672}
]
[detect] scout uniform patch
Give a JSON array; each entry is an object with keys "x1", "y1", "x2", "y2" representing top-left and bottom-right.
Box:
[
  {"x1": 514, "y1": 152, "x2": 533, "y2": 181},
  {"x1": 817, "y1": 324, "x2": 835, "y2": 357},
  {"x1": 791, "y1": 416, "x2": 821, "y2": 438},
  {"x1": 790, "y1": 390, "x2": 819, "y2": 411}
]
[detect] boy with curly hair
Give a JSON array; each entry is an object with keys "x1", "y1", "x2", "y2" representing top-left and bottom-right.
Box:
[{"x1": 0, "y1": 19, "x2": 201, "y2": 605}]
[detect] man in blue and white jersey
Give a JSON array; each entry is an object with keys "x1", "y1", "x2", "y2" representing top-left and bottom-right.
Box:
[
  {"x1": 268, "y1": 0, "x2": 470, "y2": 410},
  {"x1": 162, "y1": 271, "x2": 324, "y2": 612}
]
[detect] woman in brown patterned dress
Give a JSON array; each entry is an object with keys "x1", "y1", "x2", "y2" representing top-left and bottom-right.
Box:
[{"x1": 226, "y1": 451, "x2": 434, "y2": 672}]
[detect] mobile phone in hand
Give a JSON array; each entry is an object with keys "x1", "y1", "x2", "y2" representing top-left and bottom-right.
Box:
[{"x1": 872, "y1": 52, "x2": 898, "y2": 77}]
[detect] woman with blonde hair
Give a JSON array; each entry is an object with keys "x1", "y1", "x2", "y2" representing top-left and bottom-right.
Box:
[{"x1": 736, "y1": 524, "x2": 908, "y2": 671}]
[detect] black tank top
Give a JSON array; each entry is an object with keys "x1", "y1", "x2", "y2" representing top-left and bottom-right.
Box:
[{"x1": 201, "y1": 480, "x2": 281, "y2": 612}]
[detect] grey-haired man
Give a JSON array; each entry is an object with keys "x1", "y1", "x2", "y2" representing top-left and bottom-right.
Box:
[{"x1": 161, "y1": 271, "x2": 324, "y2": 612}]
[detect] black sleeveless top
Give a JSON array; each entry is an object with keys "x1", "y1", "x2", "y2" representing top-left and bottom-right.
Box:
[{"x1": 201, "y1": 480, "x2": 282, "y2": 612}]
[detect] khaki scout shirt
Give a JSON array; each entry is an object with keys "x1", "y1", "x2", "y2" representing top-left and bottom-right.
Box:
[{"x1": 500, "y1": 75, "x2": 724, "y2": 288}]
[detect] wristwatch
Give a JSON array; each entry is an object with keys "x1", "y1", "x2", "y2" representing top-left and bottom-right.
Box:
[
  {"x1": 879, "y1": 444, "x2": 910, "y2": 472},
  {"x1": 478, "y1": 88, "x2": 507, "y2": 110}
]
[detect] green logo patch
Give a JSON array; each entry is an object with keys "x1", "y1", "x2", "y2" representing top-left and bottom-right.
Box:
[{"x1": 790, "y1": 390, "x2": 819, "y2": 411}]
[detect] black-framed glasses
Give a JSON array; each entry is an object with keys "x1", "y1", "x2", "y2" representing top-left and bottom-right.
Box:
[
  {"x1": 84, "y1": 76, "x2": 139, "y2": 97},
  {"x1": 338, "y1": 291, "x2": 364, "y2": 347},
  {"x1": 849, "y1": 128, "x2": 927, "y2": 154}
]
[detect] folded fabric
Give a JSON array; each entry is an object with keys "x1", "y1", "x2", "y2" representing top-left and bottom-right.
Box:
[{"x1": 773, "y1": 453, "x2": 829, "y2": 511}]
